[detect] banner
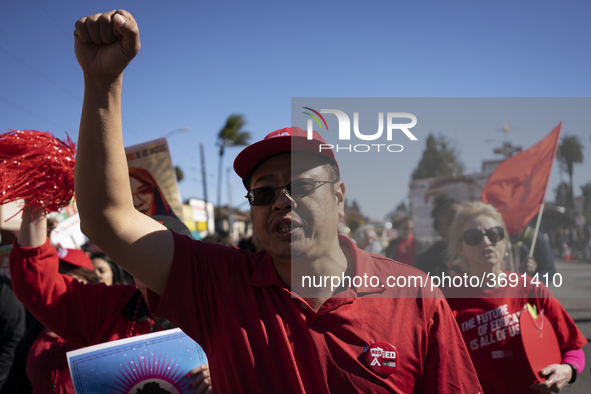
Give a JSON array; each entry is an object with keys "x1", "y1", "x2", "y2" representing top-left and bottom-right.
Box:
[
  {"x1": 409, "y1": 172, "x2": 491, "y2": 245},
  {"x1": 67, "y1": 328, "x2": 207, "y2": 394},
  {"x1": 125, "y1": 138, "x2": 183, "y2": 220},
  {"x1": 481, "y1": 123, "x2": 562, "y2": 235},
  {"x1": 47, "y1": 202, "x2": 87, "y2": 250},
  {"x1": 186, "y1": 198, "x2": 215, "y2": 238}
]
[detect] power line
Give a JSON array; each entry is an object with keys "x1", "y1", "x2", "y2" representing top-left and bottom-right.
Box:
[
  {"x1": 0, "y1": 45, "x2": 80, "y2": 102},
  {"x1": 1, "y1": 6, "x2": 183, "y2": 148},
  {"x1": 0, "y1": 96, "x2": 73, "y2": 131},
  {"x1": 31, "y1": 0, "x2": 72, "y2": 38},
  {"x1": 1, "y1": 47, "x2": 165, "y2": 137},
  {"x1": 0, "y1": 96, "x2": 145, "y2": 143},
  {"x1": 122, "y1": 92, "x2": 166, "y2": 132}
]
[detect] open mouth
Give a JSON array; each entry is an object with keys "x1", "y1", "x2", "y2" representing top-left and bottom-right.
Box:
[
  {"x1": 272, "y1": 217, "x2": 305, "y2": 238},
  {"x1": 482, "y1": 249, "x2": 495, "y2": 257},
  {"x1": 277, "y1": 223, "x2": 291, "y2": 234}
]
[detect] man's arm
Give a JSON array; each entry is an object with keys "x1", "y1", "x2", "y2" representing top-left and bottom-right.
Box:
[
  {"x1": 533, "y1": 234, "x2": 556, "y2": 277},
  {"x1": 74, "y1": 10, "x2": 172, "y2": 294}
]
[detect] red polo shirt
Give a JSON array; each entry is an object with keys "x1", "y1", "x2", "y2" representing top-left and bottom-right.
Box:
[
  {"x1": 396, "y1": 234, "x2": 416, "y2": 266},
  {"x1": 148, "y1": 232, "x2": 482, "y2": 393}
]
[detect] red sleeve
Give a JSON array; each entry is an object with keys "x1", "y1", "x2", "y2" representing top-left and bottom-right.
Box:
[
  {"x1": 420, "y1": 296, "x2": 483, "y2": 394},
  {"x1": 9, "y1": 238, "x2": 137, "y2": 346},
  {"x1": 147, "y1": 231, "x2": 242, "y2": 354},
  {"x1": 534, "y1": 286, "x2": 587, "y2": 352}
]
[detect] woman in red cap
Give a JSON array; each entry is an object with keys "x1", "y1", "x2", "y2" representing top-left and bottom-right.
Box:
[{"x1": 5, "y1": 246, "x2": 98, "y2": 393}]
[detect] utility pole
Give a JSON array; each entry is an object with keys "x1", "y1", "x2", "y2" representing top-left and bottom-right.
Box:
[
  {"x1": 489, "y1": 120, "x2": 522, "y2": 159},
  {"x1": 200, "y1": 143, "x2": 210, "y2": 234},
  {"x1": 227, "y1": 167, "x2": 234, "y2": 241}
]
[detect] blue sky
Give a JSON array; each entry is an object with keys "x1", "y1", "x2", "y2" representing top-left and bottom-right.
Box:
[{"x1": 1, "y1": 0, "x2": 589, "y2": 221}]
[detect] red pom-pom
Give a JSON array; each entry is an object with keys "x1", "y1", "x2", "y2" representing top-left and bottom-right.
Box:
[{"x1": 0, "y1": 129, "x2": 76, "y2": 215}]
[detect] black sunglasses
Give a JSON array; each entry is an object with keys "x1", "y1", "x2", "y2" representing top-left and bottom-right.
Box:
[
  {"x1": 246, "y1": 178, "x2": 336, "y2": 206},
  {"x1": 462, "y1": 226, "x2": 505, "y2": 246}
]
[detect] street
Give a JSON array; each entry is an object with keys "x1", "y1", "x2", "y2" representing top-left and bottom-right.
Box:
[{"x1": 549, "y1": 258, "x2": 591, "y2": 393}]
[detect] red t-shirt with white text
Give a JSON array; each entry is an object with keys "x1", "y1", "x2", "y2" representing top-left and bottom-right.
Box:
[{"x1": 445, "y1": 278, "x2": 586, "y2": 393}]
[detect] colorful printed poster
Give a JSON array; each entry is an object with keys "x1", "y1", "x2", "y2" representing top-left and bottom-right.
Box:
[
  {"x1": 67, "y1": 328, "x2": 207, "y2": 394},
  {"x1": 125, "y1": 138, "x2": 183, "y2": 220}
]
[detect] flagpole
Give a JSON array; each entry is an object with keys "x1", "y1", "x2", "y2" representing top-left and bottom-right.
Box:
[
  {"x1": 529, "y1": 122, "x2": 562, "y2": 256},
  {"x1": 529, "y1": 203, "x2": 544, "y2": 256}
]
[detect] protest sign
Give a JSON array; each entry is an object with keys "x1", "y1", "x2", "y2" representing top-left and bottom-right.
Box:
[
  {"x1": 48, "y1": 202, "x2": 86, "y2": 250},
  {"x1": 125, "y1": 138, "x2": 183, "y2": 220},
  {"x1": 409, "y1": 172, "x2": 491, "y2": 247}
]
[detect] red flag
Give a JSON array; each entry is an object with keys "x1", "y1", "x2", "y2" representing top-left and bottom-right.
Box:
[{"x1": 481, "y1": 123, "x2": 562, "y2": 235}]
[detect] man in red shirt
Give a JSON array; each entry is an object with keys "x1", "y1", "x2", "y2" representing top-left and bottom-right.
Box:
[
  {"x1": 73, "y1": 9, "x2": 482, "y2": 393},
  {"x1": 386, "y1": 218, "x2": 416, "y2": 266}
]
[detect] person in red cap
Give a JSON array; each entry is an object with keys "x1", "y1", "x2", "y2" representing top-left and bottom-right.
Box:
[
  {"x1": 7, "y1": 244, "x2": 98, "y2": 394},
  {"x1": 8, "y1": 206, "x2": 212, "y2": 393},
  {"x1": 71, "y1": 9, "x2": 483, "y2": 393}
]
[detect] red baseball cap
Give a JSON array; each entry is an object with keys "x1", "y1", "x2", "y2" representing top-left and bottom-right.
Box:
[
  {"x1": 57, "y1": 248, "x2": 94, "y2": 270},
  {"x1": 233, "y1": 126, "x2": 339, "y2": 186}
]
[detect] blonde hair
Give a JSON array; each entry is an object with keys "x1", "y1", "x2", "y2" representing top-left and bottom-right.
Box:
[{"x1": 447, "y1": 201, "x2": 507, "y2": 261}]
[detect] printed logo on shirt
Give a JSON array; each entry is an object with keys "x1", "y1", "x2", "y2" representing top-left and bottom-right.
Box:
[
  {"x1": 366, "y1": 342, "x2": 397, "y2": 377},
  {"x1": 491, "y1": 350, "x2": 513, "y2": 359}
]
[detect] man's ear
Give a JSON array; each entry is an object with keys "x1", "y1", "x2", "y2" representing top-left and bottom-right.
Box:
[{"x1": 335, "y1": 180, "x2": 346, "y2": 218}]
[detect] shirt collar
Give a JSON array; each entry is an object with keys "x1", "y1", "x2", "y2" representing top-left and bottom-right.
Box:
[
  {"x1": 339, "y1": 234, "x2": 386, "y2": 295},
  {"x1": 249, "y1": 234, "x2": 386, "y2": 295}
]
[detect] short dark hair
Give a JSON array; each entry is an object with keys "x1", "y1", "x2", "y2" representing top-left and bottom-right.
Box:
[
  {"x1": 58, "y1": 260, "x2": 99, "y2": 284},
  {"x1": 324, "y1": 160, "x2": 340, "y2": 183},
  {"x1": 431, "y1": 194, "x2": 461, "y2": 230}
]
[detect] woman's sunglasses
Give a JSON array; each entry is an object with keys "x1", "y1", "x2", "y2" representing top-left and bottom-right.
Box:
[
  {"x1": 246, "y1": 178, "x2": 336, "y2": 206},
  {"x1": 462, "y1": 226, "x2": 505, "y2": 246}
]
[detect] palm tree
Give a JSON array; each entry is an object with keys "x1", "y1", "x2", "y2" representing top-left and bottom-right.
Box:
[
  {"x1": 557, "y1": 135, "x2": 584, "y2": 208},
  {"x1": 554, "y1": 181, "x2": 570, "y2": 208},
  {"x1": 216, "y1": 114, "x2": 251, "y2": 208},
  {"x1": 174, "y1": 165, "x2": 184, "y2": 183}
]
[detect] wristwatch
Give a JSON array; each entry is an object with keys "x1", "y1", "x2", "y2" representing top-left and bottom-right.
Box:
[{"x1": 562, "y1": 363, "x2": 577, "y2": 384}]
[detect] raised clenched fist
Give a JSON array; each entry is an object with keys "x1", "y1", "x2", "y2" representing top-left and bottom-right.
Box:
[{"x1": 74, "y1": 10, "x2": 140, "y2": 78}]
